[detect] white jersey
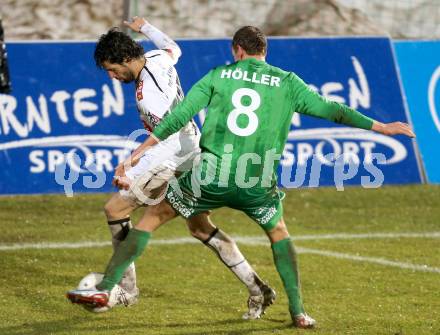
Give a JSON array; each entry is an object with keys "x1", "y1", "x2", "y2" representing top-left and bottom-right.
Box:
[
  {"x1": 132, "y1": 49, "x2": 200, "y2": 171},
  {"x1": 135, "y1": 49, "x2": 198, "y2": 137},
  {"x1": 121, "y1": 23, "x2": 200, "y2": 205}
]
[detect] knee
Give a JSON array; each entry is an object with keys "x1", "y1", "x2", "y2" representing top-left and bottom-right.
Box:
[
  {"x1": 272, "y1": 220, "x2": 288, "y2": 234},
  {"x1": 160, "y1": 204, "x2": 176, "y2": 222},
  {"x1": 104, "y1": 200, "x2": 116, "y2": 220},
  {"x1": 150, "y1": 202, "x2": 176, "y2": 223},
  {"x1": 187, "y1": 216, "x2": 216, "y2": 241},
  {"x1": 267, "y1": 219, "x2": 290, "y2": 243},
  {"x1": 187, "y1": 224, "x2": 206, "y2": 240}
]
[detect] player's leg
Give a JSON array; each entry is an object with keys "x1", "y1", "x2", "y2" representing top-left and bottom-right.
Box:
[
  {"x1": 101, "y1": 159, "x2": 176, "y2": 298},
  {"x1": 186, "y1": 213, "x2": 275, "y2": 319},
  {"x1": 67, "y1": 200, "x2": 177, "y2": 307},
  {"x1": 104, "y1": 192, "x2": 140, "y2": 295},
  {"x1": 67, "y1": 159, "x2": 177, "y2": 307},
  {"x1": 187, "y1": 213, "x2": 263, "y2": 293},
  {"x1": 98, "y1": 198, "x2": 177, "y2": 291},
  {"x1": 166, "y1": 171, "x2": 276, "y2": 320},
  {"x1": 241, "y1": 192, "x2": 315, "y2": 328},
  {"x1": 265, "y1": 218, "x2": 315, "y2": 328},
  {"x1": 68, "y1": 193, "x2": 142, "y2": 310}
]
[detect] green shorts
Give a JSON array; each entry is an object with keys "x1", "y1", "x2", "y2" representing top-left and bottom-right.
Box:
[{"x1": 165, "y1": 171, "x2": 285, "y2": 232}]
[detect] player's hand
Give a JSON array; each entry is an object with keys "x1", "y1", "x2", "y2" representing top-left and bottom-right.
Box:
[
  {"x1": 113, "y1": 176, "x2": 131, "y2": 190},
  {"x1": 114, "y1": 163, "x2": 125, "y2": 178},
  {"x1": 112, "y1": 164, "x2": 130, "y2": 190},
  {"x1": 372, "y1": 121, "x2": 415, "y2": 138},
  {"x1": 123, "y1": 16, "x2": 148, "y2": 33}
]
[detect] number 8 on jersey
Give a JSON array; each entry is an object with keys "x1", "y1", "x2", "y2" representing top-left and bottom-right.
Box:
[{"x1": 227, "y1": 88, "x2": 261, "y2": 137}]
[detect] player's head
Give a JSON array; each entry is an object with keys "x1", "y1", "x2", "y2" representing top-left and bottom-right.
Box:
[
  {"x1": 94, "y1": 28, "x2": 144, "y2": 83},
  {"x1": 232, "y1": 26, "x2": 267, "y2": 61}
]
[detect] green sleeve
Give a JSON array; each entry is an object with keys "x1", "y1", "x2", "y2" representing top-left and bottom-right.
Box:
[
  {"x1": 290, "y1": 73, "x2": 374, "y2": 130},
  {"x1": 153, "y1": 70, "x2": 214, "y2": 140}
]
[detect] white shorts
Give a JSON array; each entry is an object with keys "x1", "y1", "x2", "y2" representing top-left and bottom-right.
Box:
[{"x1": 120, "y1": 131, "x2": 200, "y2": 206}]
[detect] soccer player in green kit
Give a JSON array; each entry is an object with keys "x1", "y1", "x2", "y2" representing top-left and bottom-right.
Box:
[{"x1": 68, "y1": 26, "x2": 415, "y2": 329}]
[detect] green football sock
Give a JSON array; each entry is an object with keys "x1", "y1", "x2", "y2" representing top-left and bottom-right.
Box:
[
  {"x1": 272, "y1": 238, "x2": 305, "y2": 318},
  {"x1": 97, "y1": 229, "x2": 151, "y2": 291}
]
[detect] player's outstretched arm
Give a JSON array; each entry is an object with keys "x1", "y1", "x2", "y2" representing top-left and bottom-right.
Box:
[
  {"x1": 113, "y1": 71, "x2": 214, "y2": 190},
  {"x1": 153, "y1": 70, "x2": 214, "y2": 140},
  {"x1": 123, "y1": 16, "x2": 181, "y2": 63},
  {"x1": 119, "y1": 71, "x2": 212, "y2": 169},
  {"x1": 112, "y1": 134, "x2": 160, "y2": 190},
  {"x1": 290, "y1": 73, "x2": 415, "y2": 138}
]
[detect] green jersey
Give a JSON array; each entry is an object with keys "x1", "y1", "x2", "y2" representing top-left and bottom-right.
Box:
[{"x1": 153, "y1": 58, "x2": 373, "y2": 187}]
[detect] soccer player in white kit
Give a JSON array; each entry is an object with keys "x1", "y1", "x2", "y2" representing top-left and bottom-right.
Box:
[{"x1": 80, "y1": 17, "x2": 275, "y2": 318}]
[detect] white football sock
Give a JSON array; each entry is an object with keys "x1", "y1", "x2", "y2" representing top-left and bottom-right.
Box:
[{"x1": 205, "y1": 228, "x2": 263, "y2": 296}]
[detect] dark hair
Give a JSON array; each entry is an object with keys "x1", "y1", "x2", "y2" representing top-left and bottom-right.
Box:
[
  {"x1": 232, "y1": 26, "x2": 267, "y2": 56},
  {"x1": 94, "y1": 28, "x2": 144, "y2": 67}
]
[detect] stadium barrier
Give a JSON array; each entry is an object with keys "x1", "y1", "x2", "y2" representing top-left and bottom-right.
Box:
[
  {"x1": 0, "y1": 37, "x2": 423, "y2": 195},
  {"x1": 393, "y1": 41, "x2": 440, "y2": 184}
]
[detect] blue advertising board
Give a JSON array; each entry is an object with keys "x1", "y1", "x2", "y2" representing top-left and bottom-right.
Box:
[
  {"x1": 0, "y1": 37, "x2": 421, "y2": 195},
  {"x1": 265, "y1": 37, "x2": 421, "y2": 188},
  {"x1": 394, "y1": 41, "x2": 440, "y2": 184},
  {"x1": 0, "y1": 42, "x2": 142, "y2": 195}
]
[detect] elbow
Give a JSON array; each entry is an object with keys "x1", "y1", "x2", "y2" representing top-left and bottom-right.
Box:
[
  {"x1": 164, "y1": 45, "x2": 181, "y2": 64},
  {"x1": 171, "y1": 44, "x2": 182, "y2": 61}
]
